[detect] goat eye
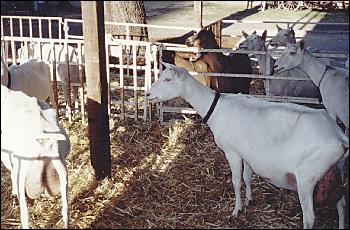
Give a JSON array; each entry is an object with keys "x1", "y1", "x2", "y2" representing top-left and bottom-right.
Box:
[
  {"x1": 164, "y1": 78, "x2": 171, "y2": 82},
  {"x1": 289, "y1": 51, "x2": 296, "y2": 55}
]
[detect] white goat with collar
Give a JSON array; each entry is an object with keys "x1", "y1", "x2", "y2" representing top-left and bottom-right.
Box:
[
  {"x1": 274, "y1": 41, "x2": 349, "y2": 136},
  {"x1": 1, "y1": 85, "x2": 69, "y2": 229},
  {"x1": 146, "y1": 62, "x2": 348, "y2": 229}
]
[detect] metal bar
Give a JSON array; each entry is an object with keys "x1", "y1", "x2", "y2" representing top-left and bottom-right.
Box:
[
  {"x1": 1, "y1": 18, "x2": 3, "y2": 37},
  {"x1": 265, "y1": 54, "x2": 270, "y2": 96},
  {"x1": 59, "y1": 19, "x2": 62, "y2": 40},
  {"x1": 66, "y1": 35, "x2": 84, "y2": 40},
  {"x1": 187, "y1": 72, "x2": 312, "y2": 81},
  {"x1": 9, "y1": 18, "x2": 13, "y2": 37},
  {"x1": 133, "y1": 45, "x2": 138, "y2": 121},
  {"x1": 11, "y1": 40, "x2": 16, "y2": 65},
  {"x1": 19, "y1": 18, "x2": 23, "y2": 40},
  {"x1": 25, "y1": 40, "x2": 29, "y2": 60},
  {"x1": 29, "y1": 18, "x2": 32, "y2": 38},
  {"x1": 39, "y1": 41, "x2": 43, "y2": 60},
  {"x1": 4, "y1": 41, "x2": 9, "y2": 65},
  {"x1": 163, "y1": 107, "x2": 197, "y2": 114},
  {"x1": 145, "y1": 44, "x2": 152, "y2": 121},
  {"x1": 2, "y1": 36, "x2": 85, "y2": 44},
  {"x1": 108, "y1": 63, "x2": 148, "y2": 71},
  {"x1": 78, "y1": 43, "x2": 85, "y2": 123},
  {"x1": 119, "y1": 45, "x2": 125, "y2": 122},
  {"x1": 49, "y1": 19, "x2": 52, "y2": 39},
  {"x1": 39, "y1": 19, "x2": 42, "y2": 38},
  {"x1": 111, "y1": 85, "x2": 146, "y2": 91},
  {"x1": 218, "y1": 20, "x2": 222, "y2": 47},
  {"x1": 51, "y1": 42, "x2": 59, "y2": 118},
  {"x1": 1, "y1": 16, "x2": 62, "y2": 20},
  {"x1": 221, "y1": 19, "x2": 349, "y2": 26},
  {"x1": 158, "y1": 46, "x2": 164, "y2": 125},
  {"x1": 65, "y1": 42, "x2": 72, "y2": 122}
]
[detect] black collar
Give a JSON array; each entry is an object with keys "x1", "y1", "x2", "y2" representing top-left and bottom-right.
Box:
[
  {"x1": 317, "y1": 65, "x2": 332, "y2": 88},
  {"x1": 202, "y1": 90, "x2": 220, "y2": 123},
  {"x1": 7, "y1": 71, "x2": 11, "y2": 89}
]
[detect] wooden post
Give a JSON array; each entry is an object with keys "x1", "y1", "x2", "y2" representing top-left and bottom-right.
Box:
[
  {"x1": 194, "y1": 1, "x2": 203, "y2": 29},
  {"x1": 81, "y1": 1, "x2": 111, "y2": 180}
]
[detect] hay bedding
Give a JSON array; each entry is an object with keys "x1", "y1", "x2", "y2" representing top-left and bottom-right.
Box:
[
  {"x1": 1, "y1": 112, "x2": 347, "y2": 229},
  {"x1": 0, "y1": 63, "x2": 347, "y2": 229}
]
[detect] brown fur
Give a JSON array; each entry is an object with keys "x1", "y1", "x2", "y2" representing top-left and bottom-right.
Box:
[
  {"x1": 314, "y1": 164, "x2": 343, "y2": 206},
  {"x1": 180, "y1": 30, "x2": 252, "y2": 93},
  {"x1": 174, "y1": 52, "x2": 211, "y2": 87}
]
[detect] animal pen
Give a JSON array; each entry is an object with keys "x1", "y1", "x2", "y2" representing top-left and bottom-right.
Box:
[
  {"x1": 1, "y1": 10, "x2": 349, "y2": 230},
  {"x1": 1, "y1": 16, "x2": 349, "y2": 125}
]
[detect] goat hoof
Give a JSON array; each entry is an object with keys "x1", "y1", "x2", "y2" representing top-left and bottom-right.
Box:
[
  {"x1": 27, "y1": 197, "x2": 35, "y2": 206},
  {"x1": 229, "y1": 209, "x2": 241, "y2": 222},
  {"x1": 11, "y1": 197, "x2": 19, "y2": 206},
  {"x1": 10, "y1": 193, "x2": 17, "y2": 199}
]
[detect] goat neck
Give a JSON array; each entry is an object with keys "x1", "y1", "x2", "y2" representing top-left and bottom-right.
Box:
[
  {"x1": 254, "y1": 44, "x2": 275, "y2": 75},
  {"x1": 298, "y1": 50, "x2": 329, "y2": 87},
  {"x1": 181, "y1": 73, "x2": 216, "y2": 120}
]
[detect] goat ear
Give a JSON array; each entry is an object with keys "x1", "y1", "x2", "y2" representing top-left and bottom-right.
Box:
[
  {"x1": 262, "y1": 30, "x2": 267, "y2": 41},
  {"x1": 160, "y1": 61, "x2": 174, "y2": 69},
  {"x1": 252, "y1": 30, "x2": 257, "y2": 34},
  {"x1": 299, "y1": 40, "x2": 305, "y2": 51},
  {"x1": 242, "y1": 30, "x2": 249, "y2": 38},
  {"x1": 291, "y1": 27, "x2": 295, "y2": 36},
  {"x1": 173, "y1": 66, "x2": 188, "y2": 81},
  {"x1": 276, "y1": 24, "x2": 282, "y2": 31}
]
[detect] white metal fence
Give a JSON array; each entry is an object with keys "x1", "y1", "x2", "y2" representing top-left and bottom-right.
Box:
[{"x1": 1, "y1": 15, "x2": 348, "y2": 124}]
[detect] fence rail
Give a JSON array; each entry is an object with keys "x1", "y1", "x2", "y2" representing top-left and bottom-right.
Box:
[{"x1": 1, "y1": 16, "x2": 348, "y2": 125}]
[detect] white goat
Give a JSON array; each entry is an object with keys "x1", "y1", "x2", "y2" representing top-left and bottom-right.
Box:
[
  {"x1": 146, "y1": 62, "x2": 349, "y2": 229},
  {"x1": 269, "y1": 24, "x2": 346, "y2": 68},
  {"x1": 238, "y1": 30, "x2": 321, "y2": 99},
  {"x1": 1, "y1": 85, "x2": 69, "y2": 229},
  {"x1": 18, "y1": 42, "x2": 80, "y2": 108},
  {"x1": 1, "y1": 56, "x2": 57, "y2": 108},
  {"x1": 274, "y1": 41, "x2": 349, "y2": 136}
]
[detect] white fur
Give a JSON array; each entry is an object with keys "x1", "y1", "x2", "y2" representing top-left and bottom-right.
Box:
[
  {"x1": 239, "y1": 30, "x2": 320, "y2": 98},
  {"x1": 1, "y1": 85, "x2": 69, "y2": 229},
  {"x1": 18, "y1": 42, "x2": 80, "y2": 108},
  {"x1": 1, "y1": 56, "x2": 56, "y2": 108},
  {"x1": 274, "y1": 42, "x2": 349, "y2": 136},
  {"x1": 269, "y1": 25, "x2": 346, "y2": 68},
  {"x1": 146, "y1": 63, "x2": 349, "y2": 229}
]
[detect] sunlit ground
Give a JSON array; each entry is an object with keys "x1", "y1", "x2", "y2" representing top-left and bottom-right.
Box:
[{"x1": 1, "y1": 113, "x2": 348, "y2": 229}]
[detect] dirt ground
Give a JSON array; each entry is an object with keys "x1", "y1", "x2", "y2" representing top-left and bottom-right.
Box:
[{"x1": 1, "y1": 2, "x2": 349, "y2": 229}]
